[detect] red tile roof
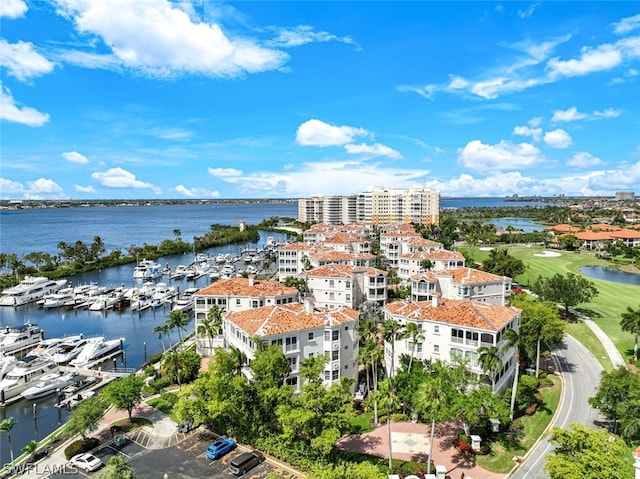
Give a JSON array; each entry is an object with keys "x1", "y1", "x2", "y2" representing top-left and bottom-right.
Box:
[
  {"x1": 196, "y1": 277, "x2": 298, "y2": 297},
  {"x1": 435, "y1": 267, "x2": 511, "y2": 284},
  {"x1": 385, "y1": 299, "x2": 519, "y2": 331}
]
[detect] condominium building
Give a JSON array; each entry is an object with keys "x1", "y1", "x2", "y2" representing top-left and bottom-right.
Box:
[
  {"x1": 383, "y1": 296, "x2": 521, "y2": 392},
  {"x1": 223, "y1": 299, "x2": 360, "y2": 392},
  {"x1": 306, "y1": 263, "x2": 388, "y2": 309},
  {"x1": 298, "y1": 187, "x2": 440, "y2": 226}
]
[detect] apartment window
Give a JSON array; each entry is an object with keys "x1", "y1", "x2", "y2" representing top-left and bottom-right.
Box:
[
  {"x1": 329, "y1": 292, "x2": 335, "y2": 300},
  {"x1": 344, "y1": 326, "x2": 349, "y2": 331},
  {"x1": 332, "y1": 370, "x2": 339, "y2": 380},
  {"x1": 218, "y1": 298, "x2": 227, "y2": 306},
  {"x1": 196, "y1": 298, "x2": 206, "y2": 306},
  {"x1": 271, "y1": 338, "x2": 283, "y2": 346},
  {"x1": 235, "y1": 299, "x2": 241, "y2": 306},
  {"x1": 451, "y1": 329, "x2": 463, "y2": 344},
  {"x1": 251, "y1": 300, "x2": 258, "y2": 308},
  {"x1": 434, "y1": 325, "x2": 440, "y2": 335},
  {"x1": 308, "y1": 332, "x2": 314, "y2": 341},
  {"x1": 287, "y1": 356, "x2": 298, "y2": 369},
  {"x1": 332, "y1": 350, "x2": 339, "y2": 361},
  {"x1": 324, "y1": 330, "x2": 330, "y2": 342},
  {"x1": 433, "y1": 344, "x2": 440, "y2": 354},
  {"x1": 346, "y1": 281, "x2": 351, "y2": 289},
  {"x1": 346, "y1": 293, "x2": 351, "y2": 301},
  {"x1": 451, "y1": 348, "x2": 463, "y2": 360},
  {"x1": 329, "y1": 280, "x2": 335, "y2": 287},
  {"x1": 332, "y1": 330, "x2": 339, "y2": 341},
  {"x1": 285, "y1": 336, "x2": 298, "y2": 352},
  {"x1": 285, "y1": 377, "x2": 298, "y2": 387},
  {"x1": 324, "y1": 371, "x2": 330, "y2": 380}
]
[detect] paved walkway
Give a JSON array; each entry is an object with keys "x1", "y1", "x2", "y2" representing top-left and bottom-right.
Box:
[{"x1": 339, "y1": 421, "x2": 505, "y2": 479}]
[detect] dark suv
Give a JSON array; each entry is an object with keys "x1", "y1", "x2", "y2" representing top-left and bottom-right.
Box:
[{"x1": 229, "y1": 451, "x2": 264, "y2": 476}]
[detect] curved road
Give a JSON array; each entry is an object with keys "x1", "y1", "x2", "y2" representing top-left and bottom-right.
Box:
[{"x1": 508, "y1": 334, "x2": 605, "y2": 479}]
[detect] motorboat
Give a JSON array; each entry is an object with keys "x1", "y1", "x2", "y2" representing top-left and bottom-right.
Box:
[
  {"x1": 21, "y1": 372, "x2": 74, "y2": 400},
  {"x1": 152, "y1": 283, "x2": 177, "y2": 304},
  {"x1": 130, "y1": 294, "x2": 152, "y2": 312},
  {"x1": 0, "y1": 353, "x2": 18, "y2": 380},
  {"x1": 0, "y1": 323, "x2": 45, "y2": 354},
  {"x1": 42, "y1": 289, "x2": 75, "y2": 309},
  {"x1": 0, "y1": 356, "x2": 59, "y2": 403},
  {"x1": 133, "y1": 259, "x2": 162, "y2": 280},
  {"x1": 88, "y1": 291, "x2": 123, "y2": 311},
  {"x1": 71, "y1": 337, "x2": 124, "y2": 367},
  {"x1": 31, "y1": 334, "x2": 83, "y2": 358},
  {"x1": 171, "y1": 287, "x2": 198, "y2": 313},
  {"x1": 62, "y1": 374, "x2": 98, "y2": 396},
  {"x1": 49, "y1": 336, "x2": 89, "y2": 364},
  {"x1": 170, "y1": 264, "x2": 187, "y2": 280},
  {"x1": 0, "y1": 276, "x2": 67, "y2": 307}
]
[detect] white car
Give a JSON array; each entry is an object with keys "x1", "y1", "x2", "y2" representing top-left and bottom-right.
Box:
[{"x1": 69, "y1": 453, "x2": 103, "y2": 472}]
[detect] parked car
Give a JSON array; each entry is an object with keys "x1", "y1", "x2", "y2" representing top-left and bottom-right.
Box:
[
  {"x1": 69, "y1": 453, "x2": 103, "y2": 472},
  {"x1": 205, "y1": 437, "x2": 236, "y2": 460},
  {"x1": 229, "y1": 450, "x2": 264, "y2": 476}
]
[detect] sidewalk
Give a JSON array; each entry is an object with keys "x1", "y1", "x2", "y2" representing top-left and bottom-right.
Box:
[{"x1": 10, "y1": 402, "x2": 177, "y2": 479}]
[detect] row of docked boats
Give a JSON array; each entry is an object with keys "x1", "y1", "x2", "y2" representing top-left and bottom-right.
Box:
[{"x1": 0, "y1": 328, "x2": 124, "y2": 404}]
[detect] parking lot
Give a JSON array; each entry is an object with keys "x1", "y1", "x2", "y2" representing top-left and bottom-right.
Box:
[{"x1": 47, "y1": 429, "x2": 298, "y2": 478}]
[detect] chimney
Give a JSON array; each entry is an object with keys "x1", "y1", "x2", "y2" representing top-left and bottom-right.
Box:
[
  {"x1": 304, "y1": 296, "x2": 315, "y2": 313},
  {"x1": 431, "y1": 292, "x2": 440, "y2": 308},
  {"x1": 248, "y1": 273, "x2": 255, "y2": 287}
]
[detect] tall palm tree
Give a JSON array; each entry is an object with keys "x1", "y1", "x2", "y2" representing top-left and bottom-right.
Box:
[
  {"x1": 501, "y1": 328, "x2": 523, "y2": 421},
  {"x1": 165, "y1": 310, "x2": 190, "y2": 342},
  {"x1": 414, "y1": 373, "x2": 445, "y2": 475},
  {"x1": 403, "y1": 321, "x2": 424, "y2": 373},
  {"x1": 207, "y1": 305, "x2": 223, "y2": 335},
  {"x1": 161, "y1": 350, "x2": 189, "y2": 386},
  {"x1": 0, "y1": 417, "x2": 17, "y2": 468},
  {"x1": 229, "y1": 346, "x2": 248, "y2": 376},
  {"x1": 372, "y1": 378, "x2": 399, "y2": 470},
  {"x1": 153, "y1": 323, "x2": 170, "y2": 351},
  {"x1": 621, "y1": 305, "x2": 640, "y2": 361},
  {"x1": 382, "y1": 319, "x2": 404, "y2": 378},
  {"x1": 478, "y1": 345, "x2": 503, "y2": 391},
  {"x1": 196, "y1": 315, "x2": 217, "y2": 354}
]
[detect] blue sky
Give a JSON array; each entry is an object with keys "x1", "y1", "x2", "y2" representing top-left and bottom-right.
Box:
[{"x1": 1, "y1": 1, "x2": 640, "y2": 200}]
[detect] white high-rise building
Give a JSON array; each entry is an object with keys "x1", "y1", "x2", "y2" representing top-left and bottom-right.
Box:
[{"x1": 298, "y1": 187, "x2": 440, "y2": 226}]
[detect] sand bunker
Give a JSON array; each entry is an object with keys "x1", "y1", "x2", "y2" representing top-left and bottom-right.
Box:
[
  {"x1": 479, "y1": 247, "x2": 494, "y2": 251},
  {"x1": 533, "y1": 250, "x2": 562, "y2": 258}
]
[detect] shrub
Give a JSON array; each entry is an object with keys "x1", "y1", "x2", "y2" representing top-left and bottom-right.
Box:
[
  {"x1": 391, "y1": 413, "x2": 409, "y2": 422},
  {"x1": 151, "y1": 378, "x2": 171, "y2": 392},
  {"x1": 144, "y1": 366, "x2": 156, "y2": 377},
  {"x1": 453, "y1": 438, "x2": 474, "y2": 456},
  {"x1": 148, "y1": 353, "x2": 163, "y2": 364},
  {"x1": 160, "y1": 391, "x2": 178, "y2": 405},
  {"x1": 64, "y1": 438, "x2": 99, "y2": 460}
]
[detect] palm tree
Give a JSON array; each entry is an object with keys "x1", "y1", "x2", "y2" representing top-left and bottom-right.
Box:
[
  {"x1": 403, "y1": 321, "x2": 424, "y2": 373},
  {"x1": 414, "y1": 373, "x2": 445, "y2": 475},
  {"x1": 161, "y1": 350, "x2": 190, "y2": 386},
  {"x1": 229, "y1": 346, "x2": 248, "y2": 376},
  {"x1": 621, "y1": 306, "x2": 640, "y2": 361},
  {"x1": 196, "y1": 315, "x2": 217, "y2": 355},
  {"x1": 478, "y1": 345, "x2": 503, "y2": 391},
  {"x1": 382, "y1": 319, "x2": 404, "y2": 378},
  {"x1": 372, "y1": 378, "x2": 399, "y2": 470},
  {"x1": 153, "y1": 323, "x2": 170, "y2": 351},
  {"x1": 165, "y1": 310, "x2": 190, "y2": 342},
  {"x1": 23, "y1": 440, "x2": 39, "y2": 462},
  {"x1": 0, "y1": 417, "x2": 17, "y2": 468},
  {"x1": 501, "y1": 328, "x2": 523, "y2": 421},
  {"x1": 207, "y1": 305, "x2": 223, "y2": 335}
]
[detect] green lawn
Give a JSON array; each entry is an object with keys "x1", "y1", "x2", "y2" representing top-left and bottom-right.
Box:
[
  {"x1": 463, "y1": 244, "x2": 638, "y2": 365},
  {"x1": 476, "y1": 374, "x2": 561, "y2": 473}
]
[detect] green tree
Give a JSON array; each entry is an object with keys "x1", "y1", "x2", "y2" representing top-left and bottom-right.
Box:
[
  {"x1": 206, "y1": 304, "x2": 223, "y2": 334},
  {"x1": 64, "y1": 396, "x2": 108, "y2": 440},
  {"x1": 372, "y1": 378, "x2": 400, "y2": 470},
  {"x1": 382, "y1": 319, "x2": 404, "y2": 378},
  {"x1": 532, "y1": 272, "x2": 599, "y2": 319},
  {"x1": 478, "y1": 345, "x2": 503, "y2": 390},
  {"x1": 0, "y1": 417, "x2": 17, "y2": 467},
  {"x1": 419, "y1": 259, "x2": 433, "y2": 271},
  {"x1": 152, "y1": 323, "x2": 170, "y2": 351},
  {"x1": 620, "y1": 305, "x2": 640, "y2": 361},
  {"x1": 102, "y1": 374, "x2": 144, "y2": 420},
  {"x1": 501, "y1": 327, "x2": 524, "y2": 421},
  {"x1": 544, "y1": 424, "x2": 633, "y2": 479},
  {"x1": 165, "y1": 310, "x2": 190, "y2": 342},
  {"x1": 97, "y1": 455, "x2": 136, "y2": 479},
  {"x1": 282, "y1": 276, "x2": 309, "y2": 295},
  {"x1": 403, "y1": 321, "x2": 424, "y2": 373},
  {"x1": 482, "y1": 248, "x2": 526, "y2": 278},
  {"x1": 161, "y1": 350, "x2": 191, "y2": 386},
  {"x1": 589, "y1": 366, "x2": 640, "y2": 434},
  {"x1": 22, "y1": 440, "x2": 39, "y2": 462}
]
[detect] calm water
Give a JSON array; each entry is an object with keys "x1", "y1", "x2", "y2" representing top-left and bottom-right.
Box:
[
  {"x1": 579, "y1": 266, "x2": 640, "y2": 286},
  {"x1": 487, "y1": 218, "x2": 545, "y2": 233},
  {"x1": 0, "y1": 197, "x2": 540, "y2": 460}
]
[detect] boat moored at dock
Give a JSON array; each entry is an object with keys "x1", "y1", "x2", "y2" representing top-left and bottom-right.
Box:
[
  {"x1": 0, "y1": 323, "x2": 45, "y2": 355},
  {"x1": 0, "y1": 276, "x2": 67, "y2": 307},
  {"x1": 0, "y1": 355, "x2": 60, "y2": 404}
]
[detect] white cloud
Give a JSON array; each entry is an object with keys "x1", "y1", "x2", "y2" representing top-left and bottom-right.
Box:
[
  {"x1": 152, "y1": 128, "x2": 193, "y2": 140},
  {"x1": 0, "y1": 39, "x2": 55, "y2": 81},
  {"x1": 62, "y1": 151, "x2": 89, "y2": 164},
  {"x1": 344, "y1": 143, "x2": 402, "y2": 159},
  {"x1": 552, "y1": 106, "x2": 622, "y2": 122},
  {"x1": 0, "y1": 0, "x2": 27, "y2": 18},
  {"x1": 0, "y1": 178, "x2": 26, "y2": 196},
  {"x1": 613, "y1": 14, "x2": 640, "y2": 35},
  {"x1": 53, "y1": 0, "x2": 288, "y2": 78},
  {"x1": 547, "y1": 43, "x2": 623, "y2": 78},
  {"x1": 0, "y1": 84, "x2": 50, "y2": 127},
  {"x1": 551, "y1": 107, "x2": 588, "y2": 122},
  {"x1": 396, "y1": 84, "x2": 435, "y2": 100},
  {"x1": 0, "y1": 177, "x2": 67, "y2": 199},
  {"x1": 528, "y1": 117, "x2": 543, "y2": 127},
  {"x1": 91, "y1": 167, "x2": 159, "y2": 192},
  {"x1": 74, "y1": 184, "x2": 96, "y2": 193},
  {"x1": 296, "y1": 119, "x2": 369, "y2": 147},
  {"x1": 517, "y1": 3, "x2": 540, "y2": 19},
  {"x1": 174, "y1": 184, "x2": 220, "y2": 198},
  {"x1": 513, "y1": 125, "x2": 542, "y2": 142},
  {"x1": 267, "y1": 25, "x2": 356, "y2": 48},
  {"x1": 207, "y1": 167, "x2": 243, "y2": 178},
  {"x1": 458, "y1": 140, "x2": 545, "y2": 171},
  {"x1": 567, "y1": 152, "x2": 603, "y2": 168},
  {"x1": 543, "y1": 129, "x2": 572, "y2": 148}
]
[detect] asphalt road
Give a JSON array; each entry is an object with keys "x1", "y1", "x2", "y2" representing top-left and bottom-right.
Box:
[{"x1": 509, "y1": 334, "x2": 606, "y2": 479}]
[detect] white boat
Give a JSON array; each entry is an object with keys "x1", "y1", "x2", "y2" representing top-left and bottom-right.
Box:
[
  {"x1": 0, "y1": 356, "x2": 59, "y2": 403},
  {"x1": 71, "y1": 337, "x2": 124, "y2": 367},
  {"x1": 133, "y1": 259, "x2": 162, "y2": 280},
  {"x1": 130, "y1": 294, "x2": 152, "y2": 311},
  {"x1": 21, "y1": 372, "x2": 73, "y2": 400},
  {"x1": 170, "y1": 264, "x2": 187, "y2": 280},
  {"x1": 0, "y1": 276, "x2": 67, "y2": 307},
  {"x1": 42, "y1": 287, "x2": 75, "y2": 309},
  {"x1": 88, "y1": 291, "x2": 123, "y2": 311},
  {"x1": 0, "y1": 323, "x2": 45, "y2": 354},
  {"x1": 31, "y1": 334, "x2": 83, "y2": 358},
  {"x1": 49, "y1": 336, "x2": 89, "y2": 364},
  {"x1": 0, "y1": 353, "x2": 18, "y2": 380},
  {"x1": 171, "y1": 288, "x2": 198, "y2": 313},
  {"x1": 152, "y1": 283, "x2": 177, "y2": 304}
]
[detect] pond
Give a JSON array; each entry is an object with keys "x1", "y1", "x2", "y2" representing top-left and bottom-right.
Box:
[{"x1": 579, "y1": 266, "x2": 640, "y2": 286}]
